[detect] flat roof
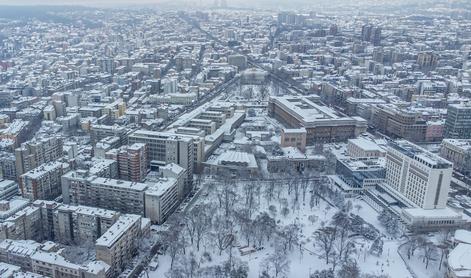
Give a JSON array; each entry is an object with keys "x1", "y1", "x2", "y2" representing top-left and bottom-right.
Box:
[{"x1": 95, "y1": 214, "x2": 140, "y2": 248}]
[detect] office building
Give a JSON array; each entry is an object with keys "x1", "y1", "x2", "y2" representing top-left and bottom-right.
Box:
[
  {"x1": 269, "y1": 96, "x2": 367, "y2": 144},
  {"x1": 440, "y1": 139, "x2": 471, "y2": 175},
  {"x1": 384, "y1": 140, "x2": 453, "y2": 210},
  {"x1": 445, "y1": 102, "x2": 471, "y2": 139},
  {"x1": 281, "y1": 128, "x2": 307, "y2": 152}
]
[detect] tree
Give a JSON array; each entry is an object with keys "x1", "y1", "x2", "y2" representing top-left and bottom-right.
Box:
[
  {"x1": 310, "y1": 269, "x2": 335, "y2": 278},
  {"x1": 337, "y1": 260, "x2": 361, "y2": 278},
  {"x1": 281, "y1": 206, "x2": 290, "y2": 218},
  {"x1": 437, "y1": 229, "x2": 451, "y2": 270},
  {"x1": 422, "y1": 242, "x2": 437, "y2": 269},
  {"x1": 280, "y1": 224, "x2": 300, "y2": 251},
  {"x1": 314, "y1": 227, "x2": 337, "y2": 265},
  {"x1": 369, "y1": 237, "x2": 383, "y2": 256},
  {"x1": 354, "y1": 204, "x2": 362, "y2": 214},
  {"x1": 163, "y1": 217, "x2": 187, "y2": 269},
  {"x1": 361, "y1": 274, "x2": 390, "y2": 278},
  {"x1": 264, "y1": 239, "x2": 290, "y2": 277},
  {"x1": 377, "y1": 210, "x2": 400, "y2": 237},
  {"x1": 405, "y1": 235, "x2": 426, "y2": 259},
  {"x1": 308, "y1": 215, "x2": 318, "y2": 225},
  {"x1": 213, "y1": 216, "x2": 234, "y2": 255},
  {"x1": 190, "y1": 205, "x2": 212, "y2": 251}
]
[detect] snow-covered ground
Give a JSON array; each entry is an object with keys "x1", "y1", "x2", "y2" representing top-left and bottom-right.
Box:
[{"x1": 144, "y1": 177, "x2": 415, "y2": 278}]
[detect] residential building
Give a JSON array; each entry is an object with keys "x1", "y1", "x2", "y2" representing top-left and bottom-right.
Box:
[
  {"x1": 95, "y1": 214, "x2": 141, "y2": 276},
  {"x1": 19, "y1": 162, "x2": 70, "y2": 201},
  {"x1": 105, "y1": 143, "x2": 148, "y2": 182},
  {"x1": 15, "y1": 137, "x2": 63, "y2": 176}
]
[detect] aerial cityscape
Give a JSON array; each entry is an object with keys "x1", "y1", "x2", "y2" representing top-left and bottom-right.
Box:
[{"x1": 0, "y1": 0, "x2": 471, "y2": 277}]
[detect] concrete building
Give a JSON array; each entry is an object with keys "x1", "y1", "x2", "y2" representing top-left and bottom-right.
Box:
[
  {"x1": 417, "y1": 52, "x2": 439, "y2": 70},
  {"x1": 0, "y1": 180, "x2": 18, "y2": 200},
  {"x1": 15, "y1": 137, "x2": 63, "y2": 176},
  {"x1": 346, "y1": 138, "x2": 386, "y2": 159},
  {"x1": 106, "y1": 143, "x2": 148, "y2": 182},
  {"x1": 371, "y1": 105, "x2": 427, "y2": 143},
  {"x1": 228, "y1": 54, "x2": 247, "y2": 70},
  {"x1": 384, "y1": 140, "x2": 452, "y2": 210},
  {"x1": 62, "y1": 164, "x2": 185, "y2": 224},
  {"x1": 269, "y1": 96, "x2": 367, "y2": 144},
  {"x1": 0, "y1": 152, "x2": 17, "y2": 181},
  {"x1": 445, "y1": 102, "x2": 471, "y2": 139},
  {"x1": 129, "y1": 130, "x2": 196, "y2": 193},
  {"x1": 61, "y1": 172, "x2": 147, "y2": 217},
  {"x1": 267, "y1": 147, "x2": 326, "y2": 174},
  {"x1": 144, "y1": 165, "x2": 185, "y2": 224},
  {"x1": 440, "y1": 139, "x2": 471, "y2": 175},
  {"x1": 52, "y1": 205, "x2": 120, "y2": 245},
  {"x1": 95, "y1": 214, "x2": 141, "y2": 276},
  {"x1": 281, "y1": 128, "x2": 307, "y2": 152},
  {"x1": 90, "y1": 125, "x2": 130, "y2": 146},
  {"x1": 19, "y1": 161, "x2": 70, "y2": 201}
]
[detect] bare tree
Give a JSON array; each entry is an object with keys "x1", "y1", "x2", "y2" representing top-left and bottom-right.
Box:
[
  {"x1": 422, "y1": 242, "x2": 437, "y2": 269},
  {"x1": 405, "y1": 235, "x2": 426, "y2": 259},
  {"x1": 213, "y1": 216, "x2": 234, "y2": 256},
  {"x1": 264, "y1": 237, "x2": 290, "y2": 277},
  {"x1": 437, "y1": 229, "x2": 451, "y2": 270},
  {"x1": 163, "y1": 217, "x2": 187, "y2": 269},
  {"x1": 315, "y1": 226, "x2": 337, "y2": 265},
  {"x1": 337, "y1": 260, "x2": 360, "y2": 278}
]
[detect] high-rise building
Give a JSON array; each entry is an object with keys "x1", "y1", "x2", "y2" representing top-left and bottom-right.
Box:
[
  {"x1": 445, "y1": 102, "x2": 471, "y2": 139},
  {"x1": 384, "y1": 140, "x2": 453, "y2": 209},
  {"x1": 129, "y1": 130, "x2": 195, "y2": 192},
  {"x1": 19, "y1": 161, "x2": 70, "y2": 201},
  {"x1": 62, "y1": 164, "x2": 186, "y2": 224},
  {"x1": 90, "y1": 124, "x2": 130, "y2": 146},
  {"x1": 15, "y1": 137, "x2": 63, "y2": 176},
  {"x1": 361, "y1": 25, "x2": 381, "y2": 46},
  {"x1": 417, "y1": 52, "x2": 439, "y2": 70},
  {"x1": 105, "y1": 143, "x2": 148, "y2": 182},
  {"x1": 95, "y1": 214, "x2": 141, "y2": 276},
  {"x1": 0, "y1": 151, "x2": 17, "y2": 181}
]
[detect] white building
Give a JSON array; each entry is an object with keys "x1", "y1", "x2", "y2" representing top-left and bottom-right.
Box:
[
  {"x1": 347, "y1": 138, "x2": 386, "y2": 159},
  {"x1": 384, "y1": 140, "x2": 452, "y2": 210}
]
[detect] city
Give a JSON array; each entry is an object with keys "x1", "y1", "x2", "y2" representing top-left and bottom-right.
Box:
[{"x1": 0, "y1": 0, "x2": 471, "y2": 277}]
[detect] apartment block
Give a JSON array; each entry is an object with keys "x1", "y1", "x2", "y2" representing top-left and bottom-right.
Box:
[
  {"x1": 129, "y1": 130, "x2": 195, "y2": 192},
  {"x1": 15, "y1": 137, "x2": 63, "y2": 176},
  {"x1": 95, "y1": 214, "x2": 141, "y2": 276},
  {"x1": 105, "y1": 143, "x2": 148, "y2": 182},
  {"x1": 19, "y1": 161, "x2": 70, "y2": 201},
  {"x1": 62, "y1": 172, "x2": 146, "y2": 216}
]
